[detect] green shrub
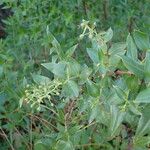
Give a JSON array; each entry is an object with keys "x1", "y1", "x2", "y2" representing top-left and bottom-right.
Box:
[
  {"x1": 19, "y1": 21, "x2": 150, "y2": 149},
  {"x1": 0, "y1": 0, "x2": 150, "y2": 149}
]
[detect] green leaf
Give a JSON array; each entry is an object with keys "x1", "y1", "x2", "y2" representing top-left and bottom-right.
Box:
[
  {"x1": 51, "y1": 34, "x2": 64, "y2": 59},
  {"x1": 110, "y1": 105, "x2": 125, "y2": 137},
  {"x1": 0, "y1": 65, "x2": 3, "y2": 77},
  {"x1": 113, "y1": 85, "x2": 127, "y2": 100},
  {"x1": 56, "y1": 140, "x2": 74, "y2": 150},
  {"x1": 62, "y1": 80, "x2": 79, "y2": 98},
  {"x1": 34, "y1": 141, "x2": 46, "y2": 150},
  {"x1": 126, "y1": 76, "x2": 139, "y2": 99},
  {"x1": 144, "y1": 52, "x2": 150, "y2": 82},
  {"x1": 134, "y1": 136, "x2": 150, "y2": 148},
  {"x1": 0, "y1": 92, "x2": 7, "y2": 106},
  {"x1": 86, "y1": 80, "x2": 99, "y2": 97},
  {"x1": 120, "y1": 55, "x2": 144, "y2": 78},
  {"x1": 135, "y1": 88, "x2": 150, "y2": 103},
  {"x1": 109, "y1": 55, "x2": 121, "y2": 67},
  {"x1": 103, "y1": 28, "x2": 113, "y2": 42},
  {"x1": 126, "y1": 76, "x2": 139, "y2": 91},
  {"x1": 87, "y1": 48, "x2": 99, "y2": 64},
  {"x1": 79, "y1": 65, "x2": 92, "y2": 84},
  {"x1": 136, "y1": 115, "x2": 150, "y2": 137},
  {"x1": 129, "y1": 103, "x2": 141, "y2": 115},
  {"x1": 109, "y1": 43, "x2": 126, "y2": 56},
  {"x1": 136, "y1": 105, "x2": 150, "y2": 136},
  {"x1": 89, "y1": 105, "x2": 100, "y2": 123},
  {"x1": 67, "y1": 60, "x2": 80, "y2": 77},
  {"x1": 66, "y1": 44, "x2": 78, "y2": 57},
  {"x1": 91, "y1": 38, "x2": 101, "y2": 51},
  {"x1": 133, "y1": 30, "x2": 150, "y2": 51},
  {"x1": 32, "y1": 74, "x2": 50, "y2": 85},
  {"x1": 126, "y1": 34, "x2": 137, "y2": 60},
  {"x1": 95, "y1": 35, "x2": 108, "y2": 54},
  {"x1": 42, "y1": 62, "x2": 66, "y2": 78}
]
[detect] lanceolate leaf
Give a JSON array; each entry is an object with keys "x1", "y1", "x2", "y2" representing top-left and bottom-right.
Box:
[
  {"x1": 41, "y1": 62, "x2": 66, "y2": 78},
  {"x1": 136, "y1": 105, "x2": 150, "y2": 136},
  {"x1": 103, "y1": 28, "x2": 113, "y2": 42},
  {"x1": 144, "y1": 52, "x2": 150, "y2": 81},
  {"x1": 126, "y1": 34, "x2": 137, "y2": 60},
  {"x1": 0, "y1": 65, "x2": 3, "y2": 77},
  {"x1": 109, "y1": 43, "x2": 126, "y2": 56},
  {"x1": 86, "y1": 80, "x2": 99, "y2": 97},
  {"x1": 66, "y1": 44, "x2": 78, "y2": 57},
  {"x1": 56, "y1": 140, "x2": 74, "y2": 150},
  {"x1": 62, "y1": 80, "x2": 79, "y2": 98},
  {"x1": 32, "y1": 74, "x2": 50, "y2": 85},
  {"x1": 79, "y1": 65, "x2": 92, "y2": 84},
  {"x1": 49, "y1": 33, "x2": 64, "y2": 59},
  {"x1": 135, "y1": 88, "x2": 150, "y2": 103},
  {"x1": 87, "y1": 48, "x2": 99, "y2": 64},
  {"x1": 110, "y1": 105, "x2": 125, "y2": 137},
  {"x1": 68, "y1": 80, "x2": 79, "y2": 97},
  {"x1": 136, "y1": 115, "x2": 150, "y2": 137},
  {"x1": 34, "y1": 141, "x2": 46, "y2": 150},
  {"x1": 113, "y1": 85, "x2": 127, "y2": 100},
  {"x1": 133, "y1": 30, "x2": 150, "y2": 51},
  {"x1": 89, "y1": 105, "x2": 100, "y2": 123},
  {"x1": 67, "y1": 60, "x2": 81, "y2": 77},
  {"x1": 120, "y1": 55, "x2": 144, "y2": 78}
]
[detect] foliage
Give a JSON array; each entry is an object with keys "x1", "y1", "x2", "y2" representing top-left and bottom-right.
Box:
[{"x1": 0, "y1": 0, "x2": 150, "y2": 150}]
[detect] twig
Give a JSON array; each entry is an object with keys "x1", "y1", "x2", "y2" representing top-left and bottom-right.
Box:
[
  {"x1": 0, "y1": 128, "x2": 15, "y2": 150},
  {"x1": 29, "y1": 115, "x2": 33, "y2": 150},
  {"x1": 82, "y1": 0, "x2": 88, "y2": 16},
  {"x1": 14, "y1": 128, "x2": 30, "y2": 150},
  {"x1": 107, "y1": 70, "x2": 133, "y2": 77},
  {"x1": 127, "y1": 17, "x2": 135, "y2": 33},
  {"x1": 115, "y1": 70, "x2": 133, "y2": 76},
  {"x1": 75, "y1": 143, "x2": 106, "y2": 148},
  {"x1": 103, "y1": 0, "x2": 109, "y2": 20},
  {"x1": 30, "y1": 114, "x2": 59, "y2": 132}
]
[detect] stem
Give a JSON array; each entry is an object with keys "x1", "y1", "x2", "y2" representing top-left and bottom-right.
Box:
[
  {"x1": 115, "y1": 70, "x2": 133, "y2": 76},
  {"x1": 128, "y1": 17, "x2": 134, "y2": 33},
  {"x1": 29, "y1": 116, "x2": 33, "y2": 150},
  {"x1": 75, "y1": 143, "x2": 107, "y2": 148},
  {"x1": 0, "y1": 128, "x2": 15, "y2": 150},
  {"x1": 107, "y1": 70, "x2": 133, "y2": 77},
  {"x1": 103, "y1": 0, "x2": 109, "y2": 20},
  {"x1": 82, "y1": 0, "x2": 87, "y2": 17}
]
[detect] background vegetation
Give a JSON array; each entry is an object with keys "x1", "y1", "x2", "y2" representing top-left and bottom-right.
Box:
[{"x1": 0, "y1": 0, "x2": 150, "y2": 149}]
